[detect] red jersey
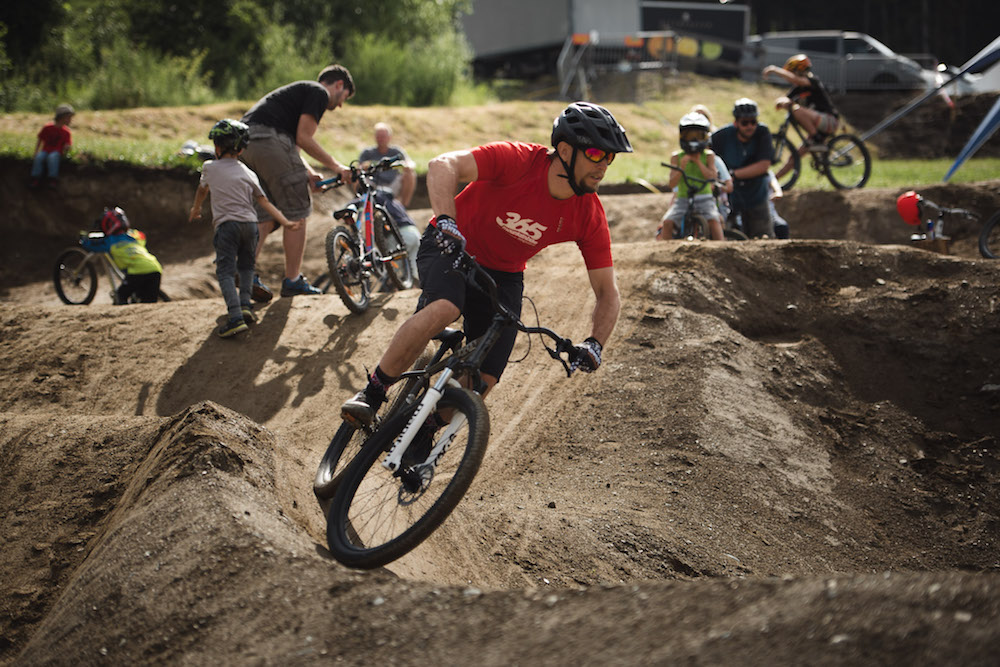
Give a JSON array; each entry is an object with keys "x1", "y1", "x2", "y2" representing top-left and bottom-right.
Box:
[
  {"x1": 451, "y1": 141, "x2": 613, "y2": 273},
  {"x1": 38, "y1": 123, "x2": 72, "y2": 153}
]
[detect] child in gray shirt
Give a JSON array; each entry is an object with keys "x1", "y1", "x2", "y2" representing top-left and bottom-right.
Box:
[{"x1": 189, "y1": 119, "x2": 299, "y2": 338}]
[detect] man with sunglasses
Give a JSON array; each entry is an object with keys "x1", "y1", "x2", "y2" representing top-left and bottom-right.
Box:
[
  {"x1": 710, "y1": 98, "x2": 775, "y2": 238},
  {"x1": 341, "y1": 102, "x2": 632, "y2": 430}
]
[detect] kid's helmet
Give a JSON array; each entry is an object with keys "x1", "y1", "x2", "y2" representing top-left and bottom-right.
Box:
[
  {"x1": 208, "y1": 118, "x2": 250, "y2": 152},
  {"x1": 784, "y1": 54, "x2": 812, "y2": 74},
  {"x1": 678, "y1": 112, "x2": 711, "y2": 154},
  {"x1": 896, "y1": 190, "x2": 923, "y2": 225},
  {"x1": 552, "y1": 102, "x2": 633, "y2": 154},
  {"x1": 732, "y1": 97, "x2": 759, "y2": 119},
  {"x1": 100, "y1": 206, "x2": 130, "y2": 235}
]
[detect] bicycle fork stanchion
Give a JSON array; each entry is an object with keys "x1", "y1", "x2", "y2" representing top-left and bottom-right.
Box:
[{"x1": 382, "y1": 368, "x2": 458, "y2": 472}]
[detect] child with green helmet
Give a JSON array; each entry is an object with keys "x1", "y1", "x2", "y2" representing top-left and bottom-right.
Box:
[{"x1": 189, "y1": 119, "x2": 300, "y2": 338}]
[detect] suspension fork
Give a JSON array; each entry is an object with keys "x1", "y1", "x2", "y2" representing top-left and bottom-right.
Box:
[{"x1": 382, "y1": 367, "x2": 460, "y2": 472}]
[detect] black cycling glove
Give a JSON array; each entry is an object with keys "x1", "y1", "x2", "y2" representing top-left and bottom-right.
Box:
[
  {"x1": 433, "y1": 215, "x2": 466, "y2": 257},
  {"x1": 570, "y1": 337, "x2": 603, "y2": 374}
]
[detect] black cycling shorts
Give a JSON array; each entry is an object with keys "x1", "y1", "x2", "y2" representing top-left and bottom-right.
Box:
[{"x1": 415, "y1": 227, "x2": 523, "y2": 381}]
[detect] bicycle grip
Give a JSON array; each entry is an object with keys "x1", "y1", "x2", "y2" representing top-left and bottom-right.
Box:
[{"x1": 315, "y1": 176, "x2": 342, "y2": 188}]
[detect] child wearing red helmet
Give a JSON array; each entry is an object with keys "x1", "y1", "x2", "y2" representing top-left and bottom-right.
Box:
[{"x1": 81, "y1": 206, "x2": 163, "y2": 303}]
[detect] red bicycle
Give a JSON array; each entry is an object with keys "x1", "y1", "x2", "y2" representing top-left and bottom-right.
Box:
[{"x1": 316, "y1": 156, "x2": 414, "y2": 314}]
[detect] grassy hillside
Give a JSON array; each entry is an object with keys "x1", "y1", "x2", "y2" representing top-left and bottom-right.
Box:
[{"x1": 2, "y1": 74, "x2": 996, "y2": 189}]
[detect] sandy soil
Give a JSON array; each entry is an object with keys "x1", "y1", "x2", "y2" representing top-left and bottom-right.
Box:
[{"x1": 2, "y1": 166, "x2": 1000, "y2": 665}]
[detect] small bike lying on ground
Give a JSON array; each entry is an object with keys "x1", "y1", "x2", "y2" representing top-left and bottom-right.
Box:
[
  {"x1": 660, "y1": 162, "x2": 748, "y2": 241},
  {"x1": 896, "y1": 190, "x2": 990, "y2": 256},
  {"x1": 315, "y1": 156, "x2": 413, "y2": 314},
  {"x1": 770, "y1": 110, "x2": 872, "y2": 192},
  {"x1": 314, "y1": 250, "x2": 586, "y2": 569},
  {"x1": 53, "y1": 233, "x2": 170, "y2": 305}
]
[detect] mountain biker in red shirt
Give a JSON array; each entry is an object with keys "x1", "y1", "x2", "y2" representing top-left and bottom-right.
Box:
[{"x1": 341, "y1": 102, "x2": 633, "y2": 428}]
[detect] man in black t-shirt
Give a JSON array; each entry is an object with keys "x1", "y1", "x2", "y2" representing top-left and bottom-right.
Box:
[{"x1": 240, "y1": 64, "x2": 355, "y2": 298}]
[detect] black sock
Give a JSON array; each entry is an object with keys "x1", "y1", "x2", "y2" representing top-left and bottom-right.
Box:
[{"x1": 365, "y1": 366, "x2": 397, "y2": 406}]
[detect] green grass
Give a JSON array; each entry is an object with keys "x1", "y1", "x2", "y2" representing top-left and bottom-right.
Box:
[{"x1": 614, "y1": 155, "x2": 1000, "y2": 191}]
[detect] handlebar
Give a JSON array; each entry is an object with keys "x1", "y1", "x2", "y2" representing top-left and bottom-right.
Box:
[
  {"x1": 661, "y1": 161, "x2": 724, "y2": 191},
  {"x1": 915, "y1": 197, "x2": 977, "y2": 221},
  {"x1": 315, "y1": 155, "x2": 404, "y2": 191},
  {"x1": 450, "y1": 248, "x2": 579, "y2": 376}
]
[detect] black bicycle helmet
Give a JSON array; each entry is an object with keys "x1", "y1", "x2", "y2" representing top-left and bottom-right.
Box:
[
  {"x1": 208, "y1": 118, "x2": 250, "y2": 153},
  {"x1": 732, "y1": 97, "x2": 759, "y2": 119},
  {"x1": 678, "y1": 112, "x2": 711, "y2": 154},
  {"x1": 551, "y1": 102, "x2": 633, "y2": 154}
]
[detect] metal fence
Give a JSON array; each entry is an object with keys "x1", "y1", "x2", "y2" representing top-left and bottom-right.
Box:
[{"x1": 557, "y1": 30, "x2": 747, "y2": 99}]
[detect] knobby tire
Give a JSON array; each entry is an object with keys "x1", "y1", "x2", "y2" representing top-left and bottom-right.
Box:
[
  {"x1": 53, "y1": 248, "x2": 98, "y2": 305},
  {"x1": 824, "y1": 134, "x2": 871, "y2": 190},
  {"x1": 374, "y1": 209, "x2": 413, "y2": 291},
  {"x1": 314, "y1": 351, "x2": 433, "y2": 508},
  {"x1": 325, "y1": 227, "x2": 370, "y2": 314},
  {"x1": 773, "y1": 134, "x2": 801, "y2": 192},
  {"x1": 979, "y1": 210, "x2": 1000, "y2": 259},
  {"x1": 326, "y1": 386, "x2": 490, "y2": 569}
]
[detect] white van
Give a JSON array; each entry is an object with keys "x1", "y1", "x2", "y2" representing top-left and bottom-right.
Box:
[{"x1": 742, "y1": 30, "x2": 934, "y2": 92}]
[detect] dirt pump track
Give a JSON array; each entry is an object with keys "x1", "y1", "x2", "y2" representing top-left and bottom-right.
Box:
[{"x1": 2, "y1": 166, "x2": 1000, "y2": 665}]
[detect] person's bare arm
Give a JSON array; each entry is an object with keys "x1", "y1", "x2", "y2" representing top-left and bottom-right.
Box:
[
  {"x1": 295, "y1": 113, "x2": 351, "y2": 182},
  {"x1": 256, "y1": 195, "x2": 301, "y2": 230},
  {"x1": 189, "y1": 184, "x2": 209, "y2": 222},
  {"x1": 586, "y1": 266, "x2": 621, "y2": 347},
  {"x1": 400, "y1": 165, "x2": 416, "y2": 207},
  {"x1": 732, "y1": 159, "x2": 772, "y2": 180},
  {"x1": 426, "y1": 149, "x2": 479, "y2": 218}
]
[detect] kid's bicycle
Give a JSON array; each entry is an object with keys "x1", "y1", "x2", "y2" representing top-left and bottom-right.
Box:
[
  {"x1": 314, "y1": 250, "x2": 585, "y2": 569},
  {"x1": 896, "y1": 190, "x2": 990, "y2": 256},
  {"x1": 316, "y1": 156, "x2": 414, "y2": 314},
  {"x1": 770, "y1": 110, "x2": 872, "y2": 192},
  {"x1": 53, "y1": 233, "x2": 170, "y2": 305},
  {"x1": 660, "y1": 162, "x2": 748, "y2": 241}
]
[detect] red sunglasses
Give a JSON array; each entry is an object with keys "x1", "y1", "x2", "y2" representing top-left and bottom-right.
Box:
[{"x1": 582, "y1": 147, "x2": 616, "y2": 164}]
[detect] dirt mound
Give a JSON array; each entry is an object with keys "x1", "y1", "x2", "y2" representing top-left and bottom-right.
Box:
[{"x1": 2, "y1": 175, "x2": 1000, "y2": 667}]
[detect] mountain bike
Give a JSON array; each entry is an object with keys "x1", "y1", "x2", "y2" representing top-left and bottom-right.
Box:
[
  {"x1": 770, "y1": 111, "x2": 872, "y2": 191},
  {"x1": 314, "y1": 250, "x2": 585, "y2": 569},
  {"x1": 660, "y1": 162, "x2": 748, "y2": 241},
  {"x1": 53, "y1": 233, "x2": 170, "y2": 305},
  {"x1": 315, "y1": 156, "x2": 413, "y2": 314}
]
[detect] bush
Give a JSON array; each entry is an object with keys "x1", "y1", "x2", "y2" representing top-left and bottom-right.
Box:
[
  {"x1": 342, "y1": 31, "x2": 471, "y2": 106},
  {"x1": 82, "y1": 38, "x2": 216, "y2": 109}
]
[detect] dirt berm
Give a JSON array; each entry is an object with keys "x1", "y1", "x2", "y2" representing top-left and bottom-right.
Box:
[{"x1": 1, "y1": 164, "x2": 999, "y2": 665}]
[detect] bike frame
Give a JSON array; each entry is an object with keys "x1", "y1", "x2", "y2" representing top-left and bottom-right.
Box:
[
  {"x1": 318, "y1": 159, "x2": 407, "y2": 279},
  {"x1": 378, "y1": 255, "x2": 576, "y2": 475}
]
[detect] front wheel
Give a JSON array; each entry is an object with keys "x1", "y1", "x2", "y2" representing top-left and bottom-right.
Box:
[
  {"x1": 824, "y1": 134, "x2": 871, "y2": 190},
  {"x1": 374, "y1": 209, "x2": 413, "y2": 291},
  {"x1": 314, "y1": 351, "x2": 433, "y2": 508},
  {"x1": 675, "y1": 213, "x2": 708, "y2": 240},
  {"x1": 325, "y1": 227, "x2": 371, "y2": 314},
  {"x1": 772, "y1": 134, "x2": 801, "y2": 192},
  {"x1": 53, "y1": 248, "x2": 98, "y2": 305},
  {"x1": 326, "y1": 386, "x2": 490, "y2": 569},
  {"x1": 979, "y1": 210, "x2": 1000, "y2": 259}
]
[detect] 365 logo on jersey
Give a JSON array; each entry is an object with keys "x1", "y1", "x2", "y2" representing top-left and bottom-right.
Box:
[{"x1": 496, "y1": 212, "x2": 547, "y2": 246}]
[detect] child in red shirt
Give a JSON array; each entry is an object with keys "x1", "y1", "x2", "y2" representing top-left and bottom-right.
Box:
[{"x1": 30, "y1": 104, "x2": 75, "y2": 189}]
